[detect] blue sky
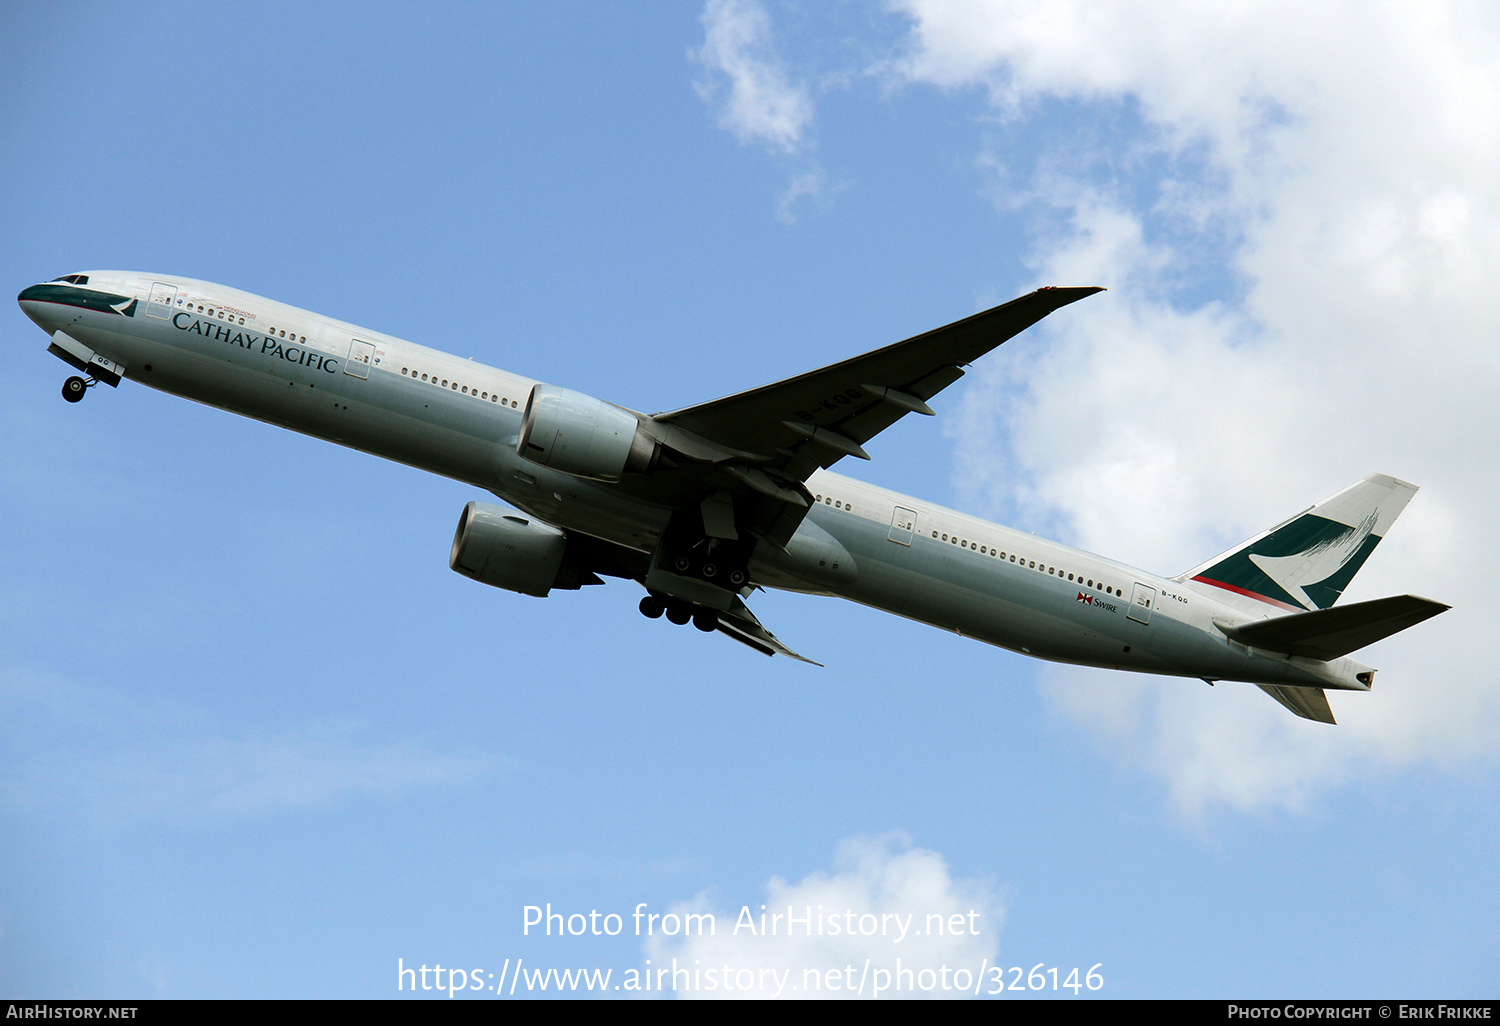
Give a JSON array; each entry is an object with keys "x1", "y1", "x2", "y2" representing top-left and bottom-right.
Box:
[{"x1": 3, "y1": 1, "x2": 1497, "y2": 999}]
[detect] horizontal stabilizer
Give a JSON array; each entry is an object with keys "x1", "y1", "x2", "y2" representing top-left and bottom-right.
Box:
[
  {"x1": 1224, "y1": 594, "x2": 1450, "y2": 660},
  {"x1": 1257, "y1": 685, "x2": 1337, "y2": 724}
]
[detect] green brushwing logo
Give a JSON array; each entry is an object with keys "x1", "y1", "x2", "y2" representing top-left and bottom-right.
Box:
[{"x1": 1194, "y1": 512, "x2": 1382, "y2": 610}]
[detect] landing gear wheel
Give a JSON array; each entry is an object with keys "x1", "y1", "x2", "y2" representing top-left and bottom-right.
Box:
[
  {"x1": 665, "y1": 604, "x2": 692, "y2": 626},
  {"x1": 701, "y1": 562, "x2": 717, "y2": 579},
  {"x1": 639, "y1": 596, "x2": 665, "y2": 619},
  {"x1": 693, "y1": 611, "x2": 718, "y2": 632},
  {"x1": 728, "y1": 570, "x2": 746, "y2": 586},
  {"x1": 62, "y1": 376, "x2": 88, "y2": 403}
]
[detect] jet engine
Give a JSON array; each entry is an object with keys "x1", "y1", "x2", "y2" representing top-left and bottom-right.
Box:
[
  {"x1": 449, "y1": 502, "x2": 582, "y2": 597},
  {"x1": 516, "y1": 384, "x2": 658, "y2": 482}
]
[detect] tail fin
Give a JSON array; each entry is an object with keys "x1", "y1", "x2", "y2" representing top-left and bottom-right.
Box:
[{"x1": 1180, "y1": 474, "x2": 1418, "y2": 612}]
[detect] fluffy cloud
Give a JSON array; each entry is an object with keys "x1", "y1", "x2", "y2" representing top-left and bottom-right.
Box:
[
  {"x1": 693, "y1": 0, "x2": 828, "y2": 222},
  {"x1": 896, "y1": 1, "x2": 1500, "y2": 814},
  {"x1": 693, "y1": 0, "x2": 814, "y2": 154},
  {"x1": 645, "y1": 834, "x2": 1001, "y2": 999}
]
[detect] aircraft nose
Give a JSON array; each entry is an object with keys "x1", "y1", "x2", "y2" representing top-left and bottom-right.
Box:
[{"x1": 18, "y1": 283, "x2": 53, "y2": 329}]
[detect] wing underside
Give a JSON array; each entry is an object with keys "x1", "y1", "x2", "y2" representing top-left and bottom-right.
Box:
[
  {"x1": 715, "y1": 594, "x2": 822, "y2": 665},
  {"x1": 652, "y1": 286, "x2": 1103, "y2": 484},
  {"x1": 574, "y1": 287, "x2": 1103, "y2": 663}
]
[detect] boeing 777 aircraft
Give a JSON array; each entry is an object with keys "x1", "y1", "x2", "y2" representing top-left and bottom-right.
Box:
[{"x1": 19, "y1": 272, "x2": 1448, "y2": 723}]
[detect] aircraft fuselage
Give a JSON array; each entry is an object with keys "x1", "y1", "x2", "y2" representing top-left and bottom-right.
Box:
[{"x1": 18, "y1": 272, "x2": 1381, "y2": 697}]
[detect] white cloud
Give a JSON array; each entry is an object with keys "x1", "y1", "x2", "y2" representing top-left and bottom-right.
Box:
[
  {"x1": 694, "y1": 0, "x2": 814, "y2": 154},
  {"x1": 774, "y1": 167, "x2": 826, "y2": 224},
  {"x1": 894, "y1": 1, "x2": 1500, "y2": 814},
  {"x1": 644, "y1": 833, "x2": 1001, "y2": 999}
]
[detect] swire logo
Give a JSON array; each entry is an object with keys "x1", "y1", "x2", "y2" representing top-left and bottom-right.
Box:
[{"x1": 1077, "y1": 592, "x2": 1118, "y2": 613}]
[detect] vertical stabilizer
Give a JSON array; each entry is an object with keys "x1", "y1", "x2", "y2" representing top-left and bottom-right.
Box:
[{"x1": 1180, "y1": 475, "x2": 1418, "y2": 611}]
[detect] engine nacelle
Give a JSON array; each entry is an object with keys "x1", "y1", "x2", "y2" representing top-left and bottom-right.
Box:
[
  {"x1": 516, "y1": 384, "x2": 657, "y2": 482},
  {"x1": 449, "y1": 502, "x2": 568, "y2": 597}
]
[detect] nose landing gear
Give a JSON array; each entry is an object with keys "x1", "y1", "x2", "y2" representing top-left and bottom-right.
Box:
[{"x1": 61, "y1": 375, "x2": 93, "y2": 403}]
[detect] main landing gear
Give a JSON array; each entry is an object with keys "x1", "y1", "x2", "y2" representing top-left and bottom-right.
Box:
[
  {"x1": 61, "y1": 375, "x2": 94, "y2": 403},
  {"x1": 639, "y1": 594, "x2": 719, "y2": 632}
]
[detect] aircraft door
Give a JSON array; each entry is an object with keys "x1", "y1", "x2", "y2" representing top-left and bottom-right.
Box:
[
  {"x1": 145, "y1": 282, "x2": 177, "y2": 320},
  {"x1": 1128, "y1": 582, "x2": 1156, "y2": 624},
  {"x1": 345, "y1": 339, "x2": 375, "y2": 379},
  {"x1": 888, "y1": 506, "x2": 917, "y2": 546}
]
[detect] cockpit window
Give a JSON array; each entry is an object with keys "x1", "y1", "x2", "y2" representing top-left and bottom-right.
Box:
[{"x1": 50, "y1": 274, "x2": 90, "y2": 285}]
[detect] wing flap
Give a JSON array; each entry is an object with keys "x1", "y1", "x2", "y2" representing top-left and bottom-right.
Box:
[
  {"x1": 1224, "y1": 594, "x2": 1450, "y2": 660},
  {"x1": 716, "y1": 595, "x2": 822, "y2": 665}
]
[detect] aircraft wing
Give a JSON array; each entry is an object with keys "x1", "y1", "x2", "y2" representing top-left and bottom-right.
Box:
[
  {"x1": 613, "y1": 286, "x2": 1102, "y2": 652},
  {"x1": 716, "y1": 594, "x2": 822, "y2": 665},
  {"x1": 651, "y1": 286, "x2": 1103, "y2": 483}
]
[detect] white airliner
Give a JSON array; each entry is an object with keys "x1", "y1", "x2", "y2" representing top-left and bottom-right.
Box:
[{"x1": 19, "y1": 272, "x2": 1448, "y2": 723}]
